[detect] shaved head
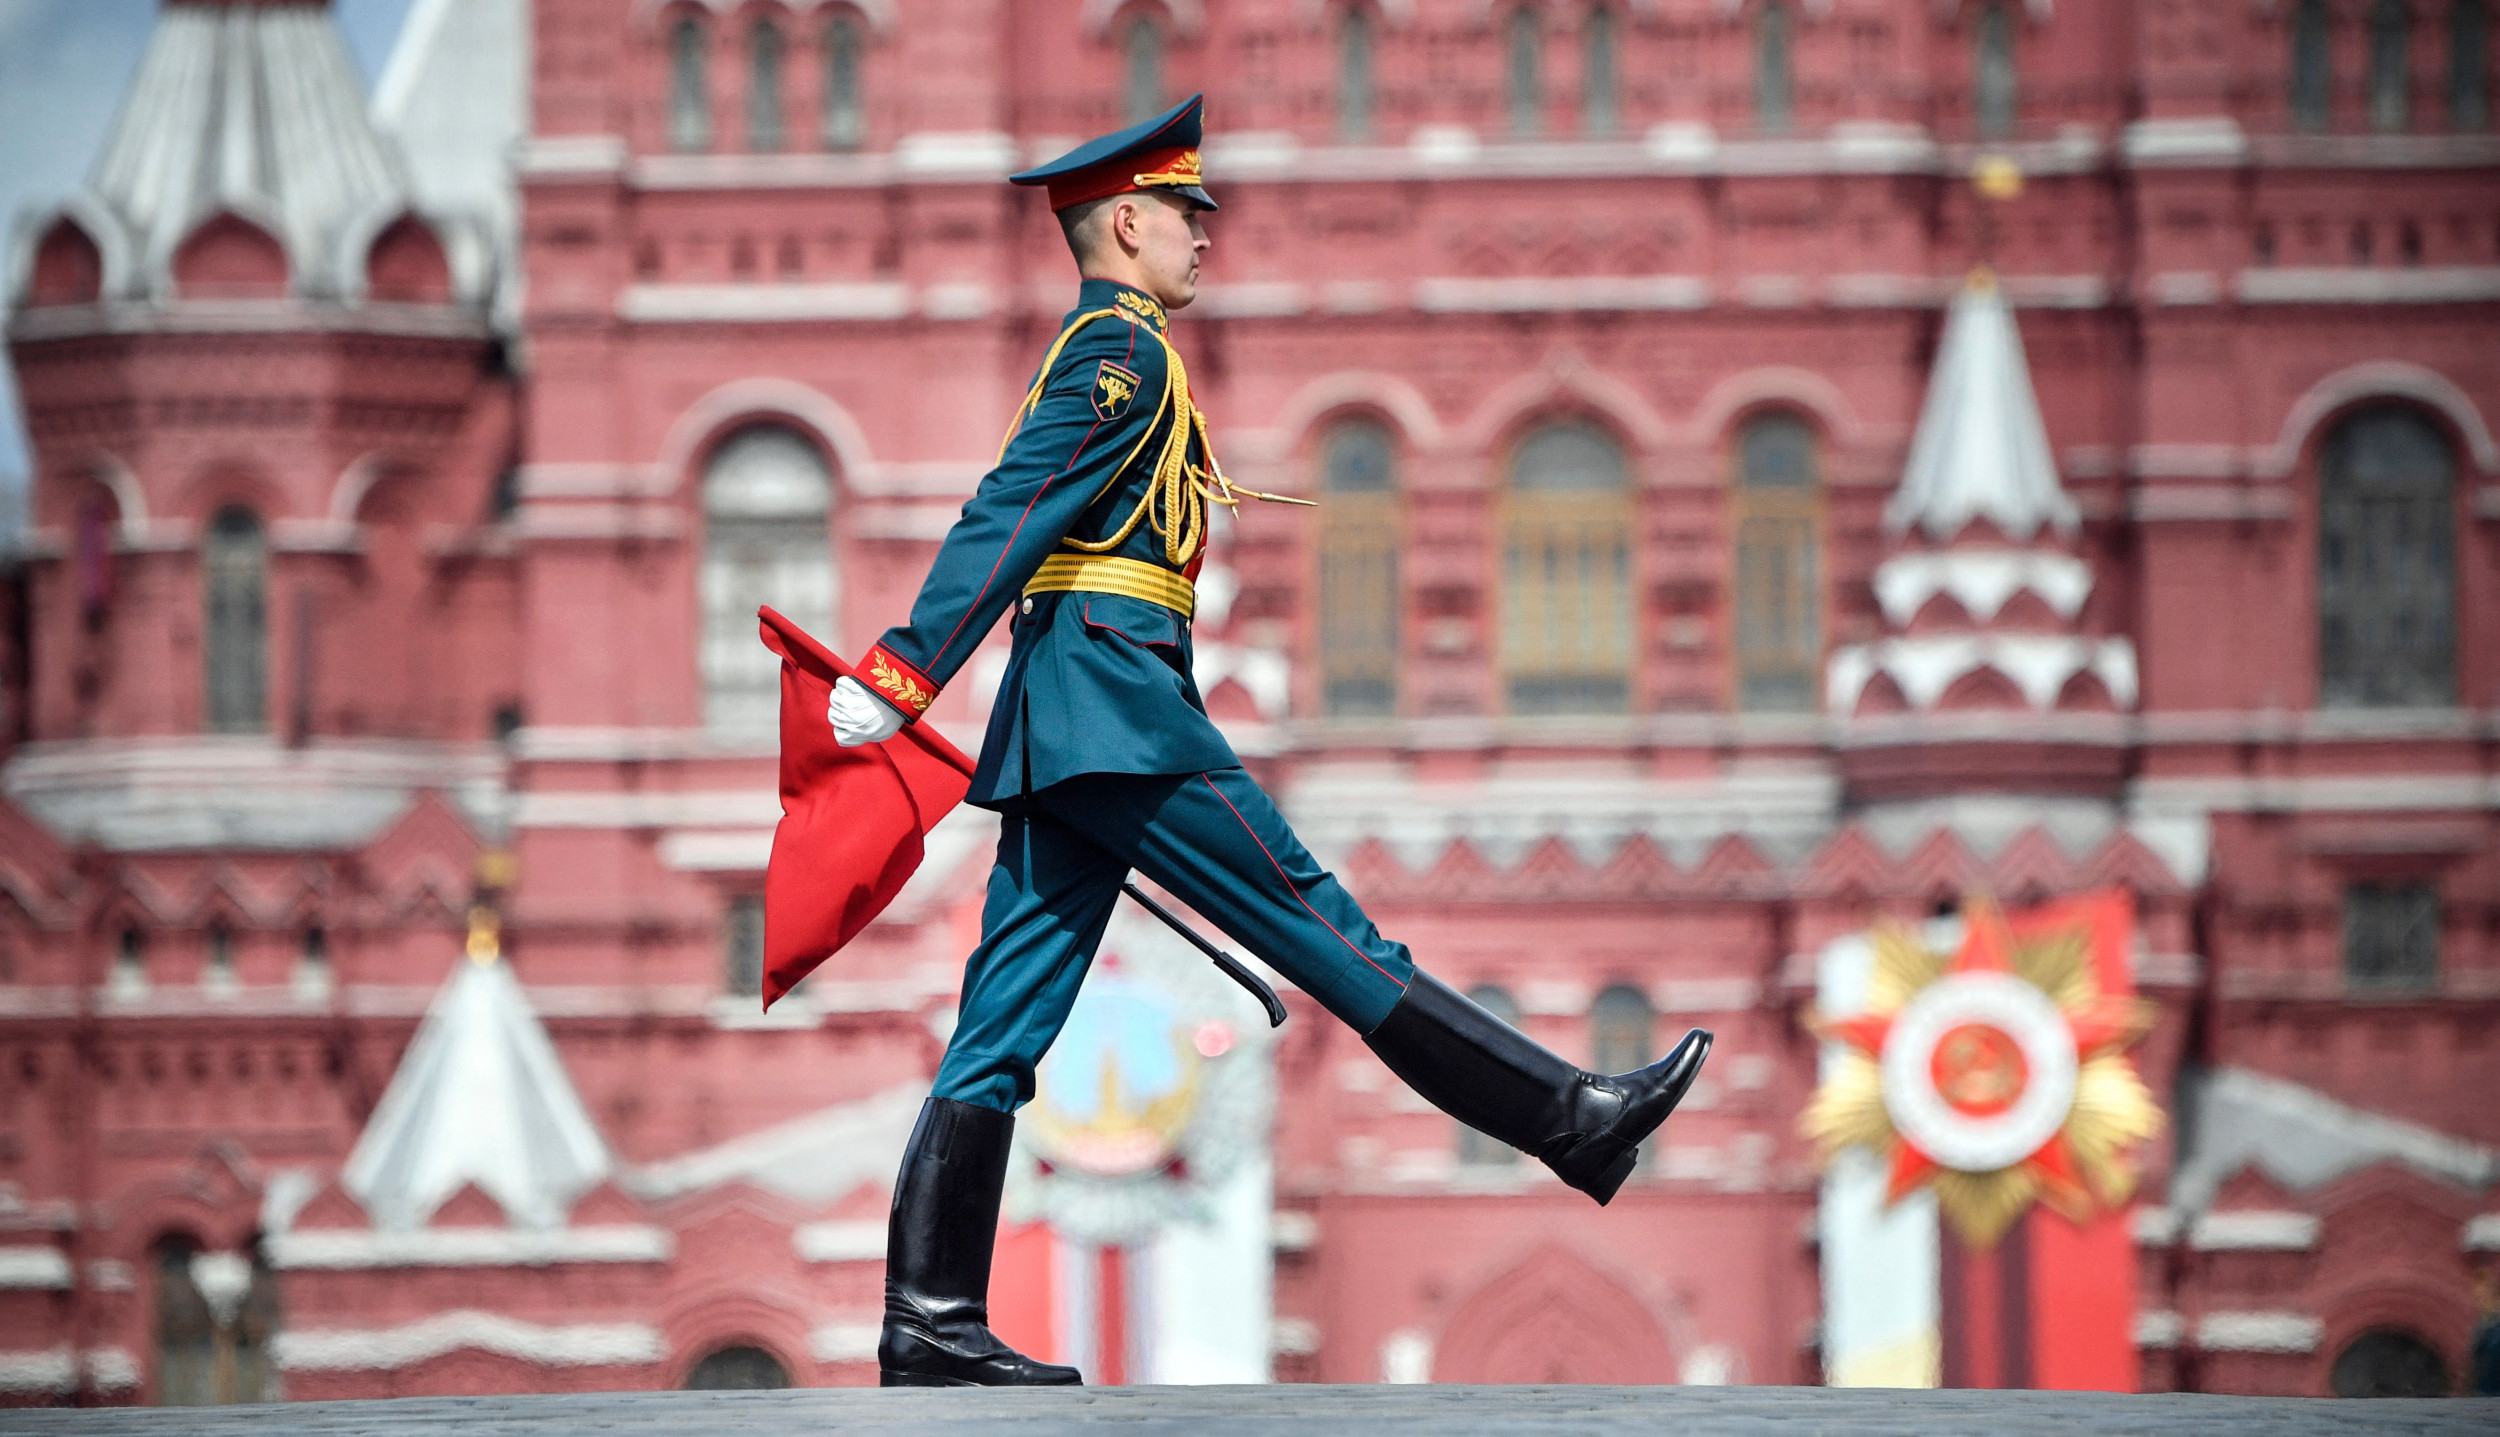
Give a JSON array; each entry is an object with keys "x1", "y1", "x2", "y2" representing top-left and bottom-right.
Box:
[{"x1": 1055, "y1": 196, "x2": 1118, "y2": 266}]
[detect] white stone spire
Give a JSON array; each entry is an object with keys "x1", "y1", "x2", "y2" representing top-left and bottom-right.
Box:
[
  {"x1": 341, "y1": 933, "x2": 611, "y2": 1233},
  {"x1": 1886, "y1": 274, "x2": 2079, "y2": 542}
]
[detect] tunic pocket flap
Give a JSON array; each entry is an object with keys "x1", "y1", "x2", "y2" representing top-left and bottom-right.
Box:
[{"x1": 1081, "y1": 595, "x2": 1182, "y2": 649}]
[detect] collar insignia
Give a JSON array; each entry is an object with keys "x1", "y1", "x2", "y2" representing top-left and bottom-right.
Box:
[{"x1": 1114, "y1": 289, "x2": 1167, "y2": 331}]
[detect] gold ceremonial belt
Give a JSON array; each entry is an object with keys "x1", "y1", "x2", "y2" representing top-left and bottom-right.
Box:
[{"x1": 1023, "y1": 553, "x2": 1196, "y2": 621}]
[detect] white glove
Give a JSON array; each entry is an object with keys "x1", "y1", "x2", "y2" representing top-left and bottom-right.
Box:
[{"x1": 828, "y1": 675, "x2": 906, "y2": 747}]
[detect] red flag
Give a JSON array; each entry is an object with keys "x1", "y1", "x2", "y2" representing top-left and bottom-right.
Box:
[{"x1": 757, "y1": 607, "x2": 975, "y2": 1009}]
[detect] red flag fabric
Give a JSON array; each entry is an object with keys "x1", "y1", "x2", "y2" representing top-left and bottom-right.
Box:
[{"x1": 757, "y1": 607, "x2": 976, "y2": 1009}]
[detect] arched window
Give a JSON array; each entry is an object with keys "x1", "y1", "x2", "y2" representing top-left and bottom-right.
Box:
[
  {"x1": 1590, "y1": 983, "x2": 1652, "y2": 1076},
  {"x1": 1338, "y1": 5, "x2": 1376, "y2": 141},
  {"x1": 1506, "y1": 7, "x2": 1543, "y2": 137},
  {"x1": 1124, "y1": 12, "x2": 1166, "y2": 124},
  {"x1": 1973, "y1": 1, "x2": 2018, "y2": 139},
  {"x1": 2291, "y1": 0, "x2": 2334, "y2": 129},
  {"x1": 153, "y1": 1237, "x2": 215, "y2": 1406},
  {"x1": 669, "y1": 14, "x2": 712, "y2": 152},
  {"x1": 2371, "y1": 0, "x2": 2414, "y2": 131},
  {"x1": 1316, "y1": 418, "x2": 1400, "y2": 718},
  {"x1": 723, "y1": 893, "x2": 765, "y2": 998},
  {"x1": 152, "y1": 1238, "x2": 279, "y2": 1405},
  {"x1": 2331, "y1": 1327, "x2": 2452, "y2": 1396},
  {"x1": 1504, "y1": 422, "x2": 1632, "y2": 715},
  {"x1": 701, "y1": 426, "x2": 834, "y2": 733},
  {"x1": 748, "y1": 18, "x2": 786, "y2": 152},
  {"x1": 2451, "y1": 0, "x2": 2490, "y2": 128},
  {"x1": 205, "y1": 924, "x2": 236, "y2": 991},
  {"x1": 1584, "y1": 6, "x2": 1621, "y2": 137},
  {"x1": 203, "y1": 507, "x2": 266, "y2": 734},
  {"x1": 1732, "y1": 412, "x2": 1822, "y2": 712},
  {"x1": 686, "y1": 1343, "x2": 793, "y2": 1389},
  {"x1": 113, "y1": 926, "x2": 148, "y2": 1000},
  {"x1": 823, "y1": 9, "x2": 867, "y2": 150},
  {"x1": 1458, "y1": 985, "x2": 1523, "y2": 1166},
  {"x1": 1756, "y1": 1, "x2": 1795, "y2": 134},
  {"x1": 2316, "y1": 405, "x2": 2456, "y2": 708}
]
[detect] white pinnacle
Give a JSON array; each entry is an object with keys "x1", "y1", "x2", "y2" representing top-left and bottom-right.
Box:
[
  {"x1": 1886, "y1": 274, "x2": 2079, "y2": 543},
  {"x1": 341, "y1": 937, "x2": 611, "y2": 1233}
]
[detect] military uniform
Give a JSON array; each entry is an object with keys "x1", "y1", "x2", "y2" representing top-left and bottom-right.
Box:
[{"x1": 865, "y1": 97, "x2": 1709, "y2": 1389}]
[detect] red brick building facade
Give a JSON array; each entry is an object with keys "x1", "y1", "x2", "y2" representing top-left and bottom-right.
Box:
[{"x1": 3, "y1": 0, "x2": 2496, "y2": 1407}]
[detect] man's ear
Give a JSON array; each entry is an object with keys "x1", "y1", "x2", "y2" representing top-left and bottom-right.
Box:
[{"x1": 1107, "y1": 196, "x2": 1145, "y2": 257}]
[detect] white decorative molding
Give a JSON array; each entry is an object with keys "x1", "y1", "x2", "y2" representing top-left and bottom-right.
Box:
[
  {"x1": 0, "y1": 1248, "x2": 71, "y2": 1290},
  {"x1": 268, "y1": 1225, "x2": 672, "y2": 1270},
  {"x1": 2262, "y1": 359, "x2": 2500, "y2": 478},
  {"x1": 2120, "y1": 117, "x2": 2250, "y2": 166},
  {"x1": 511, "y1": 503, "x2": 684, "y2": 542},
  {"x1": 2131, "y1": 772, "x2": 2500, "y2": 817},
  {"x1": 1412, "y1": 274, "x2": 1711, "y2": 314},
  {"x1": 649, "y1": 375, "x2": 881, "y2": 500},
  {"x1": 810, "y1": 1321, "x2": 882, "y2": 1362},
  {"x1": 1192, "y1": 281, "x2": 1310, "y2": 319},
  {"x1": 1270, "y1": 1317, "x2": 1323, "y2": 1357},
  {"x1": 515, "y1": 789, "x2": 780, "y2": 830},
  {"x1": 1826, "y1": 634, "x2": 2138, "y2": 714},
  {"x1": 2133, "y1": 1207, "x2": 2182, "y2": 1246},
  {"x1": 2464, "y1": 1214, "x2": 2500, "y2": 1251},
  {"x1": 1651, "y1": 977, "x2": 1763, "y2": 1014},
  {"x1": 2188, "y1": 1210, "x2": 2320, "y2": 1252},
  {"x1": 656, "y1": 829, "x2": 775, "y2": 873},
  {"x1": 2133, "y1": 1310, "x2": 2186, "y2": 1348},
  {"x1": 618, "y1": 281, "x2": 914, "y2": 324},
  {"x1": 516, "y1": 133, "x2": 627, "y2": 177},
  {"x1": 1452, "y1": 347, "x2": 1678, "y2": 454},
  {"x1": 1264, "y1": 370, "x2": 1449, "y2": 457},
  {"x1": 792, "y1": 1221, "x2": 886, "y2": 1263},
  {"x1": 1270, "y1": 1211, "x2": 1319, "y2": 1253},
  {"x1": 0, "y1": 1347, "x2": 139, "y2": 1394},
  {"x1": 2239, "y1": 266, "x2": 2500, "y2": 307},
  {"x1": 795, "y1": 1219, "x2": 895, "y2": 1264},
  {"x1": 2196, "y1": 1311, "x2": 2322, "y2": 1354},
  {"x1": 1687, "y1": 366, "x2": 1870, "y2": 448},
  {"x1": 274, "y1": 1312, "x2": 666, "y2": 1371},
  {"x1": 1079, "y1": 0, "x2": 1205, "y2": 39},
  {"x1": 892, "y1": 131, "x2": 1019, "y2": 179},
  {"x1": 2149, "y1": 271, "x2": 2224, "y2": 306},
  {"x1": 1871, "y1": 549, "x2": 2093, "y2": 627},
  {"x1": 919, "y1": 281, "x2": 994, "y2": 321}
]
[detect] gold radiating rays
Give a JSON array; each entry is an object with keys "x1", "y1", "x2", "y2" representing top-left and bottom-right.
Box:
[{"x1": 1803, "y1": 893, "x2": 2164, "y2": 1249}]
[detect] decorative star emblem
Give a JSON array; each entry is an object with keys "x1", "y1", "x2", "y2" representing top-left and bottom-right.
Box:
[{"x1": 1804, "y1": 892, "x2": 2162, "y2": 1248}]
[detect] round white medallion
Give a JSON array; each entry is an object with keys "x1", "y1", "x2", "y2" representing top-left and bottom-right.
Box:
[{"x1": 1879, "y1": 971, "x2": 2078, "y2": 1173}]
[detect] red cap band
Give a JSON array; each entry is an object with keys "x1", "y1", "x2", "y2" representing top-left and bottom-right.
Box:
[{"x1": 1043, "y1": 145, "x2": 1203, "y2": 212}]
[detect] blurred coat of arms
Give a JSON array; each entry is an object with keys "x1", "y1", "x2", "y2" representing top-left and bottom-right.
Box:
[
  {"x1": 1008, "y1": 902, "x2": 1278, "y2": 1246},
  {"x1": 1803, "y1": 890, "x2": 2163, "y2": 1248}
]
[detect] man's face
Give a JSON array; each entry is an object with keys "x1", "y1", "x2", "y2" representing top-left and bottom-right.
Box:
[{"x1": 1129, "y1": 193, "x2": 1210, "y2": 309}]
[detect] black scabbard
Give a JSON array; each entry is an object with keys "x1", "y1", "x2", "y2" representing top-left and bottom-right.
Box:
[{"x1": 1119, "y1": 881, "x2": 1288, "y2": 1029}]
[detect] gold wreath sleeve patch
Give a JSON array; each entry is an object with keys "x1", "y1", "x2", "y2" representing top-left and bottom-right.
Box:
[{"x1": 1092, "y1": 359, "x2": 1141, "y2": 421}]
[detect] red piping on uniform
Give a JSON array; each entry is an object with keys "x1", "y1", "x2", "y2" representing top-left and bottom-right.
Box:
[
  {"x1": 1200, "y1": 771, "x2": 1406, "y2": 989},
  {"x1": 930, "y1": 323, "x2": 1141, "y2": 670}
]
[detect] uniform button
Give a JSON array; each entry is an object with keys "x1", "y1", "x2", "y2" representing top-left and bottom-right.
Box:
[{"x1": 1021, "y1": 598, "x2": 1034, "y2": 615}]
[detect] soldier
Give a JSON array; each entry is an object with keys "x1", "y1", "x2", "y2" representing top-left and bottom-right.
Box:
[{"x1": 832, "y1": 96, "x2": 1712, "y2": 1388}]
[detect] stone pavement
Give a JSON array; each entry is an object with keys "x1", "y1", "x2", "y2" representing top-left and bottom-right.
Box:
[{"x1": 4, "y1": 1386, "x2": 2494, "y2": 1436}]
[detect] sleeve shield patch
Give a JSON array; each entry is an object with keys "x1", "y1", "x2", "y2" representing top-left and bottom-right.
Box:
[{"x1": 1091, "y1": 360, "x2": 1141, "y2": 421}]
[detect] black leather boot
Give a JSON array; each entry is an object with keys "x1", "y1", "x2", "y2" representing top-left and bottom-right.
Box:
[
  {"x1": 879, "y1": 1098, "x2": 1082, "y2": 1387},
  {"x1": 1363, "y1": 972, "x2": 1712, "y2": 1206}
]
